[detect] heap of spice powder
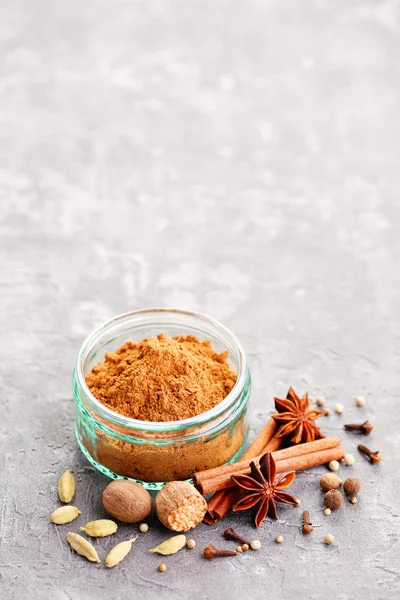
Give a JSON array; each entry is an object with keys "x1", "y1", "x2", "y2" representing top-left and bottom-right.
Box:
[{"x1": 85, "y1": 334, "x2": 237, "y2": 422}]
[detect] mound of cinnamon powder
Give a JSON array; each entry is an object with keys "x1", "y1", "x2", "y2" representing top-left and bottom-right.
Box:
[{"x1": 85, "y1": 334, "x2": 237, "y2": 422}]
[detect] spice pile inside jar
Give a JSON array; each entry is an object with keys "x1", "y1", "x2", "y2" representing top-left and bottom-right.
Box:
[
  {"x1": 51, "y1": 383, "x2": 379, "y2": 571},
  {"x1": 85, "y1": 333, "x2": 237, "y2": 421}
]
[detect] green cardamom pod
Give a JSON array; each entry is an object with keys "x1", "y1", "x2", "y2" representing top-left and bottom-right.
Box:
[
  {"x1": 80, "y1": 519, "x2": 118, "y2": 537},
  {"x1": 50, "y1": 505, "x2": 80, "y2": 524},
  {"x1": 58, "y1": 470, "x2": 76, "y2": 503},
  {"x1": 150, "y1": 534, "x2": 186, "y2": 555},
  {"x1": 66, "y1": 532, "x2": 101, "y2": 563},
  {"x1": 105, "y1": 538, "x2": 136, "y2": 568}
]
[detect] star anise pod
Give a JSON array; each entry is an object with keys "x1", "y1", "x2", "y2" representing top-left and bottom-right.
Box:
[
  {"x1": 231, "y1": 453, "x2": 297, "y2": 527},
  {"x1": 272, "y1": 386, "x2": 325, "y2": 445}
]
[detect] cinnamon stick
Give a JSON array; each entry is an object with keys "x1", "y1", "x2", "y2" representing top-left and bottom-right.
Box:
[
  {"x1": 204, "y1": 438, "x2": 281, "y2": 524},
  {"x1": 239, "y1": 416, "x2": 278, "y2": 458},
  {"x1": 195, "y1": 436, "x2": 343, "y2": 495},
  {"x1": 203, "y1": 416, "x2": 280, "y2": 525}
]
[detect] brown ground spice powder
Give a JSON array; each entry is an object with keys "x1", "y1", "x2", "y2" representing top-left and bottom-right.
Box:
[{"x1": 86, "y1": 334, "x2": 237, "y2": 422}]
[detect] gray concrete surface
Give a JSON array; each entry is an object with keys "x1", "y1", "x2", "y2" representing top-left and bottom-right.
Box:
[{"x1": 1, "y1": 0, "x2": 400, "y2": 598}]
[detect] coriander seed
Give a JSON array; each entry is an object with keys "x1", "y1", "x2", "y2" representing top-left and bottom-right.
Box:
[
  {"x1": 329, "y1": 460, "x2": 340, "y2": 472},
  {"x1": 355, "y1": 396, "x2": 365, "y2": 407},
  {"x1": 242, "y1": 543, "x2": 249, "y2": 551},
  {"x1": 158, "y1": 564, "x2": 167, "y2": 573},
  {"x1": 139, "y1": 523, "x2": 149, "y2": 533},
  {"x1": 334, "y1": 403, "x2": 344, "y2": 414},
  {"x1": 350, "y1": 496, "x2": 357, "y2": 504},
  {"x1": 250, "y1": 540, "x2": 261, "y2": 551},
  {"x1": 275, "y1": 535, "x2": 283, "y2": 544},
  {"x1": 324, "y1": 508, "x2": 331, "y2": 516},
  {"x1": 324, "y1": 533, "x2": 334, "y2": 545},
  {"x1": 236, "y1": 546, "x2": 243, "y2": 553},
  {"x1": 316, "y1": 396, "x2": 326, "y2": 407},
  {"x1": 186, "y1": 539, "x2": 196, "y2": 549},
  {"x1": 324, "y1": 408, "x2": 331, "y2": 416},
  {"x1": 344, "y1": 454, "x2": 355, "y2": 466},
  {"x1": 295, "y1": 498, "x2": 301, "y2": 506}
]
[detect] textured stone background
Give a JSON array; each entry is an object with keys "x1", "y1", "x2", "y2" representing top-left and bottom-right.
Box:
[{"x1": 1, "y1": 0, "x2": 400, "y2": 598}]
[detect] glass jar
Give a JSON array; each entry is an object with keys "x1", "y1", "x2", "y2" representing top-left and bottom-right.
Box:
[{"x1": 73, "y1": 308, "x2": 251, "y2": 490}]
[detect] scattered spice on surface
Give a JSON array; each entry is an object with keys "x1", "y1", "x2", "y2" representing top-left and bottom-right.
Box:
[
  {"x1": 158, "y1": 563, "x2": 167, "y2": 573},
  {"x1": 242, "y1": 543, "x2": 249, "y2": 551},
  {"x1": 316, "y1": 396, "x2": 326, "y2": 407},
  {"x1": 250, "y1": 540, "x2": 262, "y2": 550},
  {"x1": 58, "y1": 470, "x2": 76, "y2": 503},
  {"x1": 273, "y1": 387, "x2": 325, "y2": 444},
  {"x1": 320, "y1": 473, "x2": 342, "y2": 492},
  {"x1": 355, "y1": 396, "x2": 366, "y2": 407},
  {"x1": 343, "y1": 477, "x2": 361, "y2": 497},
  {"x1": 302, "y1": 511, "x2": 313, "y2": 534},
  {"x1": 139, "y1": 523, "x2": 149, "y2": 533},
  {"x1": 334, "y1": 403, "x2": 344, "y2": 414},
  {"x1": 80, "y1": 519, "x2": 118, "y2": 537},
  {"x1": 67, "y1": 532, "x2": 101, "y2": 563},
  {"x1": 324, "y1": 408, "x2": 331, "y2": 416},
  {"x1": 186, "y1": 539, "x2": 196, "y2": 549},
  {"x1": 344, "y1": 420, "x2": 373, "y2": 435},
  {"x1": 105, "y1": 538, "x2": 136, "y2": 568},
  {"x1": 328, "y1": 460, "x2": 340, "y2": 472},
  {"x1": 102, "y1": 480, "x2": 152, "y2": 523},
  {"x1": 344, "y1": 454, "x2": 355, "y2": 466},
  {"x1": 86, "y1": 334, "x2": 237, "y2": 422},
  {"x1": 324, "y1": 490, "x2": 343, "y2": 510},
  {"x1": 150, "y1": 535, "x2": 186, "y2": 555},
  {"x1": 232, "y1": 453, "x2": 297, "y2": 526},
  {"x1": 236, "y1": 545, "x2": 243, "y2": 553},
  {"x1": 50, "y1": 506, "x2": 81, "y2": 525},
  {"x1": 350, "y1": 496, "x2": 358, "y2": 504},
  {"x1": 223, "y1": 527, "x2": 251, "y2": 546},
  {"x1": 156, "y1": 481, "x2": 207, "y2": 532},
  {"x1": 323, "y1": 533, "x2": 334, "y2": 545},
  {"x1": 275, "y1": 535, "x2": 283, "y2": 543},
  {"x1": 203, "y1": 544, "x2": 237, "y2": 560},
  {"x1": 358, "y1": 444, "x2": 380, "y2": 464}
]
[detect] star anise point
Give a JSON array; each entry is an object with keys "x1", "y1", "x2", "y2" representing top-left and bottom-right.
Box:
[
  {"x1": 272, "y1": 387, "x2": 325, "y2": 445},
  {"x1": 232, "y1": 453, "x2": 297, "y2": 527}
]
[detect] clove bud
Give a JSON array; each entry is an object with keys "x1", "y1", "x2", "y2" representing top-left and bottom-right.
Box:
[
  {"x1": 358, "y1": 444, "x2": 380, "y2": 463},
  {"x1": 203, "y1": 544, "x2": 237, "y2": 560},
  {"x1": 223, "y1": 528, "x2": 251, "y2": 546},
  {"x1": 302, "y1": 510, "x2": 313, "y2": 534},
  {"x1": 344, "y1": 420, "x2": 373, "y2": 435}
]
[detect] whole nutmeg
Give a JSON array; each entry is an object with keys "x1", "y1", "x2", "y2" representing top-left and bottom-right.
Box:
[
  {"x1": 324, "y1": 489, "x2": 343, "y2": 510},
  {"x1": 320, "y1": 473, "x2": 343, "y2": 492},
  {"x1": 102, "y1": 480, "x2": 152, "y2": 523},
  {"x1": 343, "y1": 477, "x2": 361, "y2": 497}
]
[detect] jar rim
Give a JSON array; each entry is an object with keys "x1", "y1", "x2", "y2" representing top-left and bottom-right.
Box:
[{"x1": 75, "y1": 308, "x2": 248, "y2": 432}]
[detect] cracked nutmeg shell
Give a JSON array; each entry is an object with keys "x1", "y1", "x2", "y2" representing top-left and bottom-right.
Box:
[
  {"x1": 155, "y1": 481, "x2": 207, "y2": 532},
  {"x1": 102, "y1": 480, "x2": 152, "y2": 523}
]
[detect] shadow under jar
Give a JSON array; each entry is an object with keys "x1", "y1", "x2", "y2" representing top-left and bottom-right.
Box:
[{"x1": 73, "y1": 308, "x2": 251, "y2": 490}]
